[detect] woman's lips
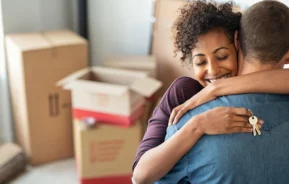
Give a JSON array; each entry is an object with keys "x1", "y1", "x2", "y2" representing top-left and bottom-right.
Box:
[{"x1": 205, "y1": 73, "x2": 232, "y2": 84}]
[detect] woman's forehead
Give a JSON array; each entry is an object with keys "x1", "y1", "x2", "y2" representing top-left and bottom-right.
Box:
[{"x1": 193, "y1": 30, "x2": 233, "y2": 53}]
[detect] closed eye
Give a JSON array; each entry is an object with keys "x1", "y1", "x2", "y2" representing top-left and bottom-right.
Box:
[
  {"x1": 196, "y1": 60, "x2": 206, "y2": 66},
  {"x1": 217, "y1": 56, "x2": 228, "y2": 60}
]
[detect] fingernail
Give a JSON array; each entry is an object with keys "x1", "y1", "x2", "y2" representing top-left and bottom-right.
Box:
[{"x1": 260, "y1": 120, "x2": 264, "y2": 124}]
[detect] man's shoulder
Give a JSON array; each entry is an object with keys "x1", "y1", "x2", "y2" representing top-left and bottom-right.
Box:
[
  {"x1": 188, "y1": 93, "x2": 289, "y2": 114},
  {"x1": 219, "y1": 93, "x2": 289, "y2": 105}
]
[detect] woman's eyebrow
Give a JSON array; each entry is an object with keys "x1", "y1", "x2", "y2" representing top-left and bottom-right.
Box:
[
  {"x1": 213, "y1": 47, "x2": 229, "y2": 54},
  {"x1": 192, "y1": 53, "x2": 205, "y2": 60}
]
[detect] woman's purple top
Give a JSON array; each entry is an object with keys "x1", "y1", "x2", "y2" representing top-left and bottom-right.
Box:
[{"x1": 132, "y1": 77, "x2": 203, "y2": 170}]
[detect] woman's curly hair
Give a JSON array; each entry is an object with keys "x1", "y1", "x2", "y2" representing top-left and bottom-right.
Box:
[{"x1": 173, "y1": 0, "x2": 242, "y2": 64}]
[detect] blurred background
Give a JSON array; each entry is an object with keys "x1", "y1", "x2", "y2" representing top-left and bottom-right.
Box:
[{"x1": 0, "y1": 0, "x2": 288, "y2": 183}]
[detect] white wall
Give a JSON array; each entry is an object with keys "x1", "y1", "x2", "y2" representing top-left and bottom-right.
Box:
[
  {"x1": 217, "y1": 0, "x2": 289, "y2": 10},
  {"x1": 2, "y1": 0, "x2": 73, "y2": 34},
  {"x1": 88, "y1": 0, "x2": 154, "y2": 66},
  {"x1": 0, "y1": 0, "x2": 73, "y2": 142}
]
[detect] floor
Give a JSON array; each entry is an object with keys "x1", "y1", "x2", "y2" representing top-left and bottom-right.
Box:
[{"x1": 10, "y1": 159, "x2": 78, "y2": 184}]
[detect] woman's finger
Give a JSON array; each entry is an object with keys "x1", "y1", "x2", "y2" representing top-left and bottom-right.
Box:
[
  {"x1": 228, "y1": 127, "x2": 253, "y2": 134},
  {"x1": 231, "y1": 122, "x2": 263, "y2": 129},
  {"x1": 232, "y1": 114, "x2": 251, "y2": 122},
  {"x1": 231, "y1": 107, "x2": 252, "y2": 117},
  {"x1": 173, "y1": 107, "x2": 188, "y2": 124},
  {"x1": 168, "y1": 109, "x2": 176, "y2": 126},
  {"x1": 231, "y1": 120, "x2": 263, "y2": 129},
  {"x1": 231, "y1": 122, "x2": 252, "y2": 128},
  {"x1": 169, "y1": 105, "x2": 182, "y2": 126},
  {"x1": 258, "y1": 119, "x2": 264, "y2": 125}
]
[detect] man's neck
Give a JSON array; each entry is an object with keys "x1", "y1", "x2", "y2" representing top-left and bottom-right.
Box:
[{"x1": 238, "y1": 58, "x2": 276, "y2": 75}]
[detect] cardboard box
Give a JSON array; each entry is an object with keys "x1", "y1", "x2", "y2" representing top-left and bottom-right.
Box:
[
  {"x1": 152, "y1": 0, "x2": 194, "y2": 93},
  {"x1": 74, "y1": 119, "x2": 142, "y2": 184},
  {"x1": 6, "y1": 30, "x2": 88, "y2": 165},
  {"x1": 57, "y1": 67, "x2": 162, "y2": 127},
  {"x1": 103, "y1": 55, "x2": 162, "y2": 132},
  {"x1": 103, "y1": 56, "x2": 157, "y2": 78},
  {"x1": 0, "y1": 143, "x2": 27, "y2": 183}
]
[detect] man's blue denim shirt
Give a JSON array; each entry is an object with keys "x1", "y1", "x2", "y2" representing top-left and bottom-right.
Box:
[{"x1": 157, "y1": 93, "x2": 289, "y2": 184}]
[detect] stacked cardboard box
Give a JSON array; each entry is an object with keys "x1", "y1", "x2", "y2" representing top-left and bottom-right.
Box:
[
  {"x1": 5, "y1": 30, "x2": 88, "y2": 165},
  {"x1": 58, "y1": 66, "x2": 162, "y2": 127},
  {"x1": 152, "y1": 0, "x2": 193, "y2": 93},
  {"x1": 58, "y1": 66, "x2": 162, "y2": 183},
  {"x1": 73, "y1": 119, "x2": 142, "y2": 184}
]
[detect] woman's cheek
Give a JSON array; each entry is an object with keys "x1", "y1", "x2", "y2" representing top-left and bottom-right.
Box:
[
  {"x1": 194, "y1": 68, "x2": 206, "y2": 86},
  {"x1": 226, "y1": 57, "x2": 238, "y2": 75}
]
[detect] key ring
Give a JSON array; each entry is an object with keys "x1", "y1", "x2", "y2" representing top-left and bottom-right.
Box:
[{"x1": 248, "y1": 109, "x2": 253, "y2": 117}]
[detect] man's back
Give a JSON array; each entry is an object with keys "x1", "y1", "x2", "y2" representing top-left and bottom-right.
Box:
[{"x1": 157, "y1": 94, "x2": 289, "y2": 184}]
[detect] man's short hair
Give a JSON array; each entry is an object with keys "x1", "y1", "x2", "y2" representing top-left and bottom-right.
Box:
[{"x1": 239, "y1": 1, "x2": 289, "y2": 64}]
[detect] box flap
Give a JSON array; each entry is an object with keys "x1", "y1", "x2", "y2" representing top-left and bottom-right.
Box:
[
  {"x1": 0, "y1": 143, "x2": 23, "y2": 167},
  {"x1": 104, "y1": 56, "x2": 156, "y2": 70},
  {"x1": 130, "y1": 77, "x2": 162, "y2": 97},
  {"x1": 91, "y1": 66, "x2": 148, "y2": 78},
  {"x1": 43, "y1": 30, "x2": 87, "y2": 47},
  {"x1": 6, "y1": 33, "x2": 51, "y2": 51},
  {"x1": 56, "y1": 68, "x2": 91, "y2": 87},
  {"x1": 63, "y1": 80, "x2": 128, "y2": 96}
]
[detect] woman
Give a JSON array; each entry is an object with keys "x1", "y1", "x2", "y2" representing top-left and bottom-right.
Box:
[{"x1": 132, "y1": 1, "x2": 283, "y2": 183}]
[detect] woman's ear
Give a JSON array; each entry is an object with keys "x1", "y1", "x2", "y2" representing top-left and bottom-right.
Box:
[{"x1": 234, "y1": 30, "x2": 239, "y2": 51}]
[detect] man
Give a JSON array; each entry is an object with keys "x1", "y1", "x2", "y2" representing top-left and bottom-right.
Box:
[{"x1": 157, "y1": 1, "x2": 289, "y2": 184}]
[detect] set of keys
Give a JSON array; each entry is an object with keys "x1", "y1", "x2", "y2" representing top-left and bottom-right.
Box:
[{"x1": 248, "y1": 109, "x2": 261, "y2": 136}]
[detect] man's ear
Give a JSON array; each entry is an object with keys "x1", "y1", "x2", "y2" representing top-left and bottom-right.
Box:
[
  {"x1": 234, "y1": 31, "x2": 239, "y2": 51},
  {"x1": 283, "y1": 50, "x2": 289, "y2": 65}
]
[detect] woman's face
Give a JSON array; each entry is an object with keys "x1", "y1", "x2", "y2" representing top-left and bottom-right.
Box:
[{"x1": 191, "y1": 29, "x2": 238, "y2": 87}]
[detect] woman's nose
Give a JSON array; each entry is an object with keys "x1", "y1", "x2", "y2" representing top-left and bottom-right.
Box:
[{"x1": 207, "y1": 61, "x2": 220, "y2": 76}]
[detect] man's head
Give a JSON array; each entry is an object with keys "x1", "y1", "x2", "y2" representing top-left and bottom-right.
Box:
[{"x1": 237, "y1": 0, "x2": 289, "y2": 72}]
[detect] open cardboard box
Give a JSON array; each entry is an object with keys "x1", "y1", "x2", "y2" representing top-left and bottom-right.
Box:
[{"x1": 58, "y1": 67, "x2": 162, "y2": 127}]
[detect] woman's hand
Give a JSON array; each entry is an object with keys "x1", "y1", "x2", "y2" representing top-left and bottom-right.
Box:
[
  {"x1": 169, "y1": 83, "x2": 218, "y2": 125},
  {"x1": 188, "y1": 107, "x2": 263, "y2": 135}
]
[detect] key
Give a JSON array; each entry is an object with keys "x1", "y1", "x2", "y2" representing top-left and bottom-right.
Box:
[
  {"x1": 249, "y1": 116, "x2": 258, "y2": 136},
  {"x1": 255, "y1": 125, "x2": 261, "y2": 135},
  {"x1": 248, "y1": 109, "x2": 262, "y2": 136}
]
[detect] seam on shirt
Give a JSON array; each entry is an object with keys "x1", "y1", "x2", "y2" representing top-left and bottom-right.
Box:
[
  {"x1": 173, "y1": 124, "x2": 178, "y2": 132},
  {"x1": 262, "y1": 116, "x2": 289, "y2": 131},
  {"x1": 186, "y1": 152, "x2": 191, "y2": 181}
]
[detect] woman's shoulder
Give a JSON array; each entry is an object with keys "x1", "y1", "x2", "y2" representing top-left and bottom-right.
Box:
[
  {"x1": 172, "y1": 76, "x2": 200, "y2": 86},
  {"x1": 163, "y1": 76, "x2": 203, "y2": 103},
  {"x1": 170, "y1": 76, "x2": 203, "y2": 92}
]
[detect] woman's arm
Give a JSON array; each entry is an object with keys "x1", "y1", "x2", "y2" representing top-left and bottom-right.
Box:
[
  {"x1": 133, "y1": 115, "x2": 203, "y2": 184},
  {"x1": 132, "y1": 77, "x2": 259, "y2": 184},
  {"x1": 132, "y1": 77, "x2": 203, "y2": 183},
  {"x1": 134, "y1": 107, "x2": 257, "y2": 184},
  {"x1": 171, "y1": 69, "x2": 289, "y2": 124},
  {"x1": 213, "y1": 69, "x2": 289, "y2": 96}
]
